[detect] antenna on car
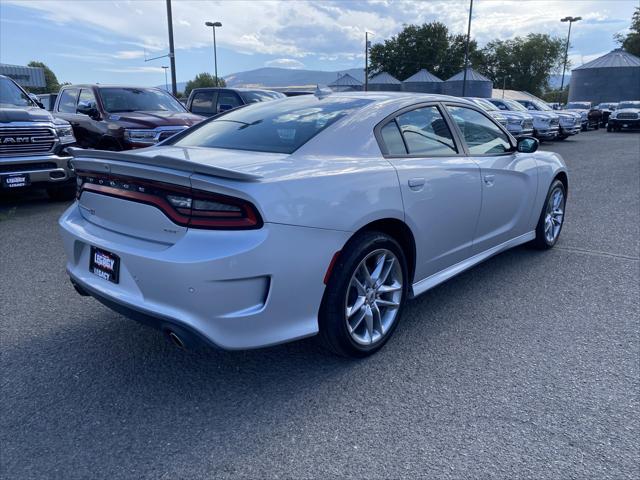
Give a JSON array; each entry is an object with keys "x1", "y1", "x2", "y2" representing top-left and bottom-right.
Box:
[{"x1": 314, "y1": 84, "x2": 332, "y2": 98}]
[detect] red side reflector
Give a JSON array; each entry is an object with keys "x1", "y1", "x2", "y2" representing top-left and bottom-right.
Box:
[{"x1": 323, "y1": 251, "x2": 341, "y2": 285}]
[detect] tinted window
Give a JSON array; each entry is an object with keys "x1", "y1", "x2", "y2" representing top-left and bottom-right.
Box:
[
  {"x1": 395, "y1": 106, "x2": 457, "y2": 155},
  {"x1": 191, "y1": 91, "x2": 215, "y2": 115},
  {"x1": 57, "y1": 89, "x2": 78, "y2": 113},
  {"x1": 489, "y1": 100, "x2": 508, "y2": 111},
  {"x1": 447, "y1": 106, "x2": 511, "y2": 155},
  {"x1": 99, "y1": 87, "x2": 185, "y2": 113},
  {"x1": 173, "y1": 96, "x2": 371, "y2": 154},
  {"x1": 380, "y1": 121, "x2": 407, "y2": 155},
  {"x1": 217, "y1": 92, "x2": 242, "y2": 112},
  {"x1": 77, "y1": 88, "x2": 97, "y2": 112}
]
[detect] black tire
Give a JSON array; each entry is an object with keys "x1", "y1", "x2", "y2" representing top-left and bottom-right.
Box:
[
  {"x1": 531, "y1": 179, "x2": 566, "y2": 250},
  {"x1": 46, "y1": 184, "x2": 76, "y2": 201},
  {"x1": 607, "y1": 124, "x2": 612, "y2": 132},
  {"x1": 557, "y1": 135, "x2": 567, "y2": 141},
  {"x1": 318, "y1": 231, "x2": 408, "y2": 358}
]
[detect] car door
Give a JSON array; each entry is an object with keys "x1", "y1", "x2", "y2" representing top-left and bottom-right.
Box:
[
  {"x1": 444, "y1": 104, "x2": 538, "y2": 253},
  {"x1": 74, "y1": 88, "x2": 102, "y2": 148},
  {"x1": 378, "y1": 104, "x2": 482, "y2": 282}
]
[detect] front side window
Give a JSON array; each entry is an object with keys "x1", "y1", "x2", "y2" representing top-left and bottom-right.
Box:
[
  {"x1": 173, "y1": 96, "x2": 372, "y2": 154},
  {"x1": 0, "y1": 77, "x2": 33, "y2": 107},
  {"x1": 99, "y1": 88, "x2": 185, "y2": 113},
  {"x1": 190, "y1": 91, "x2": 215, "y2": 115},
  {"x1": 216, "y1": 92, "x2": 242, "y2": 112},
  {"x1": 447, "y1": 106, "x2": 511, "y2": 155},
  {"x1": 78, "y1": 89, "x2": 97, "y2": 111},
  {"x1": 57, "y1": 88, "x2": 79, "y2": 113},
  {"x1": 395, "y1": 106, "x2": 457, "y2": 155}
]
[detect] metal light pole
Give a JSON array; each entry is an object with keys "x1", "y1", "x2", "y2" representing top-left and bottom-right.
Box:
[
  {"x1": 161, "y1": 66, "x2": 169, "y2": 92},
  {"x1": 559, "y1": 16, "x2": 581, "y2": 103},
  {"x1": 205, "y1": 21, "x2": 222, "y2": 86},
  {"x1": 462, "y1": 0, "x2": 474, "y2": 97},
  {"x1": 364, "y1": 31, "x2": 373, "y2": 92},
  {"x1": 166, "y1": 0, "x2": 177, "y2": 96}
]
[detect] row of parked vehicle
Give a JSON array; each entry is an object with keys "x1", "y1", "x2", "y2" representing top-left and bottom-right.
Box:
[{"x1": 1, "y1": 72, "x2": 638, "y2": 201}]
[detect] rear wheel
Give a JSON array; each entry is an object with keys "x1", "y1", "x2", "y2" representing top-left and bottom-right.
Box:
[
  {"x1": 531, "y1": 179, "x2": 566, "y2": 249},
  {"x1": 319, "y1": 231, "x2": 408, "y2": 357},
  {"x1": 607, "y1": 124, "x2": 612, "y2": 132}
]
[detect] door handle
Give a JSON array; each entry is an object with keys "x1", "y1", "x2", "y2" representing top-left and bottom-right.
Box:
[
  {"x1": 408, "y1": 178, "x2": 425, "y2": 190},
  {"x1": 483, "y1": 175, "x2": 495, "y2": 186}
]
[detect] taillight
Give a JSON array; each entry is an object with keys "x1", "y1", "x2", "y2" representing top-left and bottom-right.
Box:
[{"x1": 76, "y1": 171, "x2": 262, "y2": 230}]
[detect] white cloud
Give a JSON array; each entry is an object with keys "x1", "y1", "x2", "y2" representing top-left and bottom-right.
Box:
[
  {"x1": 5, "y1": 0, "x2": 634, "y2": 66},
  {"x1": 265, "y1": 58, "x2": 305, "y2": 69},
  {"x1": 112, "y1": 50, "x2": 145, "y2": 60}
]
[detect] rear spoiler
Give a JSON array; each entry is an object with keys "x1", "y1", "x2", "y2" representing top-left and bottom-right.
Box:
[{"x1": 67, "y1": 148, "x2": 262, "y2": 182}]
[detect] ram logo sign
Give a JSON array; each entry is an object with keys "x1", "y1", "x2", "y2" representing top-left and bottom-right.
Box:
[{"x1": 0, "y1": 136, "x2": 35, "y2": 144}]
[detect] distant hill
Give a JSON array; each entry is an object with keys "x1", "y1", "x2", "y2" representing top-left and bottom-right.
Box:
[{"x1": 223, "y1": 67, "x2": 365, "y2": 88}]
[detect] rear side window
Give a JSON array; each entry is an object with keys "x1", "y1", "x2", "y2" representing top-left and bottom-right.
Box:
[
  {"x1": 173, "y1": 96, "x2": 372, "y2": 154},
  {"x1": 380, "y1": 121, "x2": 407, "y2": 155},
  {"x1": 191, "y1": 91, "x2": 215, "y2": 115},
  {"x1": 57, "y1": 89, "x2": 78, "y2": 113},
  {"x1": 395, "y1": 106, "x2": 457, "y2": 155},
  {"x1": 447, "y1": 106, "x2": 511, "y2": 155}
]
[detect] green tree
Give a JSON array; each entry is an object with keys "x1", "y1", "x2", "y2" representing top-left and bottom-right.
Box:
[
  {"x1": 478, "y1": 34, "x2": 566, "y2": 96},
  {"x1": 26, "y1": 61, "x2": 61, "y2": 94},
  {"x1": 368, "y1": 22, "x2": 485, "y2": 81},
  {"x1": 183, "y1": 72, "x2": 226, "y2": 97},
  {"x1": 616, "y1": 7, "x2": 640, "y2": 56}
]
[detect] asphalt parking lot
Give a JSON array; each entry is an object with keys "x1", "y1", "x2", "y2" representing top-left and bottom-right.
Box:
[{"x1": 1, "y1": 129, "x2": 638, "y2": 479}]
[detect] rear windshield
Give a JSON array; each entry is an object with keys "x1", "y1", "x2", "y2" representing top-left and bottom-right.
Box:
[
  {"x1": 239, "y1": 90, "x2": 285, "y2": 104},
  {"x1": 100, "y1": 87, "x2": 185, "y2": 113},
  {"x1": 173, "y1": 96, "x2": 372, "y2": 154}
]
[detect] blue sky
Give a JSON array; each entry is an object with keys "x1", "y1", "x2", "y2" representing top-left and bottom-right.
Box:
[{"x1": 0, "y1": 0, "x2": 637, "y2": 87}]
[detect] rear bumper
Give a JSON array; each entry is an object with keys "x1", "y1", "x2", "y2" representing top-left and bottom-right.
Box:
[
  {"x1": 59, "y1": 203, "x2": 349, "y2": 350},
  {"x1": 0, "y1": 153, "x2": 74, "y2": 186}
]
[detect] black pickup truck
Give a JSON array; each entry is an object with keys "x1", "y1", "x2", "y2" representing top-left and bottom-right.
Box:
[{"x1": 0, "y1": 75, "x2": 77, "y2": 200}]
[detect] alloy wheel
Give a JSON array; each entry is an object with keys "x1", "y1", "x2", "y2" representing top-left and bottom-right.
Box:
[
  {"x1": 344, "y1": 249, "x2": 403, "y2": 346},
  {"x1": 544, "y1": 187, "x2": 565, "y2": 243}
]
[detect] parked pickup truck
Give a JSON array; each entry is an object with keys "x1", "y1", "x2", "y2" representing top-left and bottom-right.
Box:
[
  {"x1": 54, "y1": 85, "x2": 204, "y2": 151},
  {"x1": 186, "y1": 87, "x2": 285, "y2": 117},
  {"x1": 0, "y1": 75, "x2": 76, "y2": 200}
]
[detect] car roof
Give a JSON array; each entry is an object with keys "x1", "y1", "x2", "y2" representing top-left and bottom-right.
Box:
[
  {"x1": 61, "y1": 84, "x2": 166, "y2": 90},
  {"x1": 191, "y1": 87, "x2": 281, "y2": 93}
]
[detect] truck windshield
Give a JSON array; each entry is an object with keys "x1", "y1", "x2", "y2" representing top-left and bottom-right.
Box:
[
  {"x1": 99, "y1": 87, "x2": 186, "y2": 113},
  {"x1": 173, "y1": 96, "x2": 372, "y2": 154},
  {"x1": 0, "y1": 77, "x2": 34, "y2": 108},
  {"x1": 566, "y1": 102, "x2": 591, "y2": 109},
  {"x1": 505, "y1": 100, "x2": 529, "y2": 112}
]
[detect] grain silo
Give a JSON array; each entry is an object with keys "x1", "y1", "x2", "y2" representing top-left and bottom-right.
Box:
[
  {"x1": 328, "y1": 73, "x2": 363, "y2": 92},
  {"x1": 367, "y1": 72, "x2": 402, "y2": 91},
  {"x1": 401, "y1": 69, "x2": 443, "y2": 94},
  {"x1": 442, "y1": 68, "x2": 493, "y2": 98},
  {"x1": 568, "y1": 49, "x2": 640, "y2": 104}
]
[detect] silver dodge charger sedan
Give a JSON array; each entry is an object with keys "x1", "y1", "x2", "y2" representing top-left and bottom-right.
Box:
[{"x1": 59, "y1": 92, "x2": 568, "y2": 357}]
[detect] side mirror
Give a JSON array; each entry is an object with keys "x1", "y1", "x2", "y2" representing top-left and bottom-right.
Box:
[
  {"x1": 517, "y1": 136, "x2": 539, "y2": 154},
  {"x1": 77, "y1": 101, "x2": 100, "y2": 119}
]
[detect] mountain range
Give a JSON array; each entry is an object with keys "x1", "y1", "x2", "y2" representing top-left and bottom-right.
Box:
[{"x1": 162, "y1": 67, "x2": 569, "y2": 92}]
